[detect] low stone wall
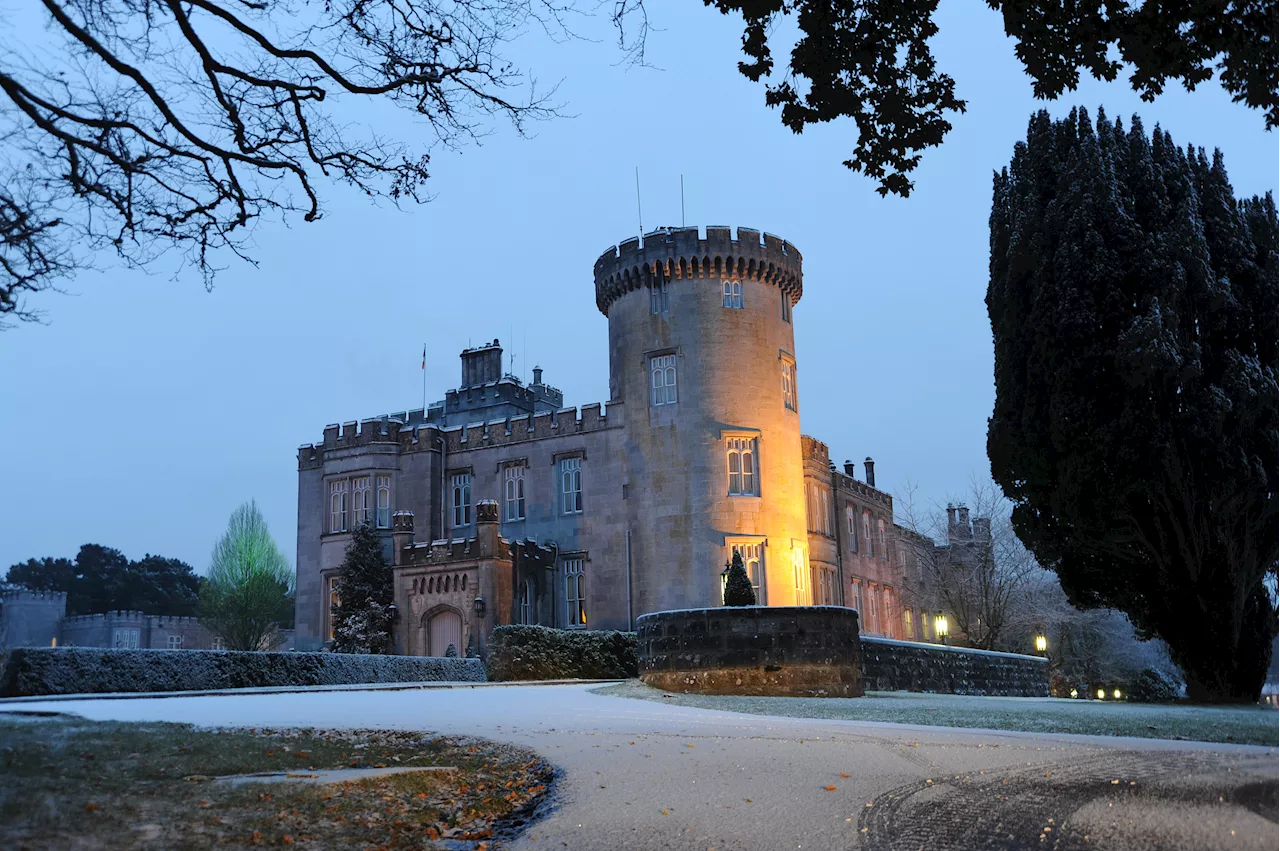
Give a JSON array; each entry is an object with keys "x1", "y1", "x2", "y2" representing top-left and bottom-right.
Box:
[
  {"x1": 860, "y1": 637, "x2": 1048, "y2": 697},
  {"x1": 637, "y1": 606, "x2": 863, "y2": 698},
  {"x1": 486, "y1": 625, "x2": 637, "y2": 681},
  {"x1": 0, "y1": 647, "x2": 485, "y2": 697}
]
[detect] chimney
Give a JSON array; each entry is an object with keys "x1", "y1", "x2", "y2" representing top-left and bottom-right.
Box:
[
  {"x1": 863, "y1": 457, "x2": 876, "y2": 488},
  {"x1": 460, "y1": 339, "x2": 503, "y2": 388},
  {"x1": 946, "y1": 503, "x2": 957, "y2": 530},
  {"x1": 957, "y1": 505, "x2": 972, "y2": 538},
  {"x1": 475, "y1": 499, "x2": 501, "y2": 557},
  {"x1": 532, "y1": 366, "x2": 543, "y2": 385},
  {"x1": 391, "y1": 511, "x2": 415, "y2": 566},
  {"x1": 843, "y1": 459, "x2": 856, "y2": 477}
]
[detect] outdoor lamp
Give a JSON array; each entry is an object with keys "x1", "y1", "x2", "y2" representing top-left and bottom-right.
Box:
[
  {"x1": 1034, "y1": 634, "x2": 1048, "y2": 654},
  {"x1": 1070, "y1": 689, "x2": 1079, "y2": 699},
  {"x1": 1113, "y1": 688, "x2": 1122, "y2": 700},
  {"x1": 1096, "y1": 688, "x2": 1106, "y2": 700},
  {"x1": 934, "y1": 614, "x2": 949, "y2": 645},
  {"x1": 388, "y1": 603, "x2": 399, "y2": 622},
  {"x1": 473, "y1": 595, "x2": 486, "y2": 617}
]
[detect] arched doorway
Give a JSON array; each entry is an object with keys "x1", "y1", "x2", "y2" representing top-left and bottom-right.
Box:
[{"x1": 425, "y1": 607, "x2": 463, "y2": 657}]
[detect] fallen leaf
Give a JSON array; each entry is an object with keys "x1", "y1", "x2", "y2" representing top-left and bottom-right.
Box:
[
  {"x1": 282, "y1": 836, "x2": 294, "y2": 846},
  {"x1": 824, "y1": 786, "x2": 837, "y2": 791},
  {"x1": 840, "y1": 773, "x2": 850, "y2": 778},
  {"x1": 83, "y1": 803, "x2": 98, "y2": 812},
  {"x1": 661, "y1": 809, "x2": 669, "y2": 815}
]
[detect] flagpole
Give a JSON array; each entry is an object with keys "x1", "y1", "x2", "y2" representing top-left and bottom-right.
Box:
[{"x1": 421, "y1": 343, "x2": 427, "y2": 415}]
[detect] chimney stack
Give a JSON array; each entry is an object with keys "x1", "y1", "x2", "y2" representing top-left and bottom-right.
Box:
[
  {"x1": 843, "y1": 459, "x2": 856, "y2": 477},
  {"x1": 864, "y1": 457, "x2": 876, "y2": 488},
  {"x1": 475, "y1": 499, "x2": 501, "y2": 557},
  {"x1": 391, "y1": 511, "x2": 415, "y2": 566},
  {"x1": 946, "y1": 503, "x2": 957, "y2": 529},
  {"x1": 532, "y1": 366, "x2": 543, "y2": 385},
  {"x1": 957, "y1": 505, "x2": 972, "y2": 538}
]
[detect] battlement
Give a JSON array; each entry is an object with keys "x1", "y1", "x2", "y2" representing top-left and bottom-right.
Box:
[
  {"x1": 61, "y1": 610, "x2": 149, "y2": 625},
  {"x1": 801, "y1": 435, "x2": 830, "y2": 465},
  {"x1": 405, "y1": 536, "x2": 492, "y2": 565},
  {"x1": 1, "y1": 589, "x2": 68, "y2": 605},
  {"x1": 395, "y1": 402, "x2": 621, "y2": 455},
  {"x1": 593, "y1": 225, "x2": 803, "y2": 316}
]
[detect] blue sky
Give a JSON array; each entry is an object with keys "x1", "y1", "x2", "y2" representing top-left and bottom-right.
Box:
[{"x1": 1, "y1": 1, "x2": 1276, "y2": 573}]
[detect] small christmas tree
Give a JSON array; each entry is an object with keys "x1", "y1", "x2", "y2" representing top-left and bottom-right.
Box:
[
  {"x1": 465, "y1": 634, "x2": 478, "y2": 658},
  {"x1": 444, "y1": 643, "x2": 458, "y2": 658},
  {"x1": 723, "y1": 551, "x2": 756, "y2": 606},
  {"x1": 330, "y1": 522, "x2": 394, "y2": 654}
]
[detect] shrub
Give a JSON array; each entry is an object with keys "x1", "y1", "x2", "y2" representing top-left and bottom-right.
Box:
[
  {"x1": 486, "y1": 625, "x2": 637, "y2": 681},
  {"x1": 723, "y1": 551, "x2": 756, "y2": 606},
  {"x1": 1127, "y1": 668, "x2": 1182, "y2": 703},
  {"x1": 0, "y1": 647, "x2": 484, "y2": 697}
]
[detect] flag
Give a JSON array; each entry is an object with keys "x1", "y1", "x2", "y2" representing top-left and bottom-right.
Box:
[{"x1": 421, "y1": 345, "x2": 426, "y2": 370}]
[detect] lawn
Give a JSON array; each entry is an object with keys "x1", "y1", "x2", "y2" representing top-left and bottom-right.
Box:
[
  {"x1": 0, "y1": 712, "x2": 552, "y2": 850},
  {"x1": 593, "y1": 680, "x2": 1280, "y2": 746}
]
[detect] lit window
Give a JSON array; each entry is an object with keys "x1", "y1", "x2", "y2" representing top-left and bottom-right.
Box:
[
  {"x1": 781, "y1": 359, "x2": 798, "y2": 411},
  {"x1": 112, "y1": 627, "x2": 140, "y2": 650},
  {"x1": 727, "y1": 542, "x2": 764, "y2": 599},
  {"x1": 504, "y1": 466, "x2": 526, "y2": 521},
  {"x1": 326, "y1": 576, "x2": 341, "y2": 642},
  {"x1": 727, "y1": 437, "x2": 758, "y2": 496},
  {"x1": 560, "y1": 458, "x2": 583, "y2": 514},
  {"x1": 865, "y1": 585, "x2": 879, "y2": 635},
  {"x1": 166, "y1": 634, "x2": 184, "y2": 650},
  {"x1": 781, "y1": 290, "x2": 792, "y2": 323},
  {"x1": 352, "y1": 476, "x2": 371, "y2": 526},
  {"x1": 792, "y1": 547, "x2": 809, "y2": 604},
  {"x1": 329, "y1": 479, "x2": 348, "y2": 533},
  {"x1": 723, "y1": 279, "x2": 743, "y2": 308},
  {"x1": 650, "y1": 354, "x2": 678, "y2": 406},
  {"x1": 650, "y1": 275, "x2": 669, "y2": 314},
  {"x1": 376, "y1": 475, "x2": 392, "y2": 528},
  {"x1": 451, "y1": 473, "x2": 472, "y2": 528},
  {"x1": 564, "y1": 558, "x2": 586, "y2": 626},
  {"x1": 903, "y1": 608, "x2": 915, "y2": 640}
]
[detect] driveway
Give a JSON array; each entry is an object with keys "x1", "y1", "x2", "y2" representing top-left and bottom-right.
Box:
[{"x1": 11, "y1": 683, "x2": 1277, "y2": 850}]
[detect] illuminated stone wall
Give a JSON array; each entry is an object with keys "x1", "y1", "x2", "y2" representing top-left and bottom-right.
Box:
[{"x1": 860, "y1": 636, "x2": 1049, "y2": 697}]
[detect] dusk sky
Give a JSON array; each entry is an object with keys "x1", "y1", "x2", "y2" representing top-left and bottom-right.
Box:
[{"x1": 2, "y1": 1, "x2": 1276, "y2": 574}]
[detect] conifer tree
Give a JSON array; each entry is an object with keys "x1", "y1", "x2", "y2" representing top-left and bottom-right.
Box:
[
  {"x1": 988, "y1": 108, "x2": 1278, "y2": 702},
  {"x1": 723, "y1": 551, "x2": 757, "y2": 607},
  {"x1": 330, "y1": 523, "x2": 395, "y2": 655},
  {"x1": 200, "y1": 501, "x2": 294, "y2": 652}
]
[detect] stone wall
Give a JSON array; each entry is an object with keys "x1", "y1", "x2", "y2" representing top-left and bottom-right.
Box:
[
  {"x1": 860, "y1": 636, "x2": 1048, "y2": 697},
  {"x1": 637, "y1": 606, "x2": 863, "y2": 697}
]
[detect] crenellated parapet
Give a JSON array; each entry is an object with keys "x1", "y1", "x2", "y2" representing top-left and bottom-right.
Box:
[
  {"x1": 1, "y1": 589, "x2": 68, "y2": 605},
  {"x1": 397, "y1": 402, "x2": 621, "y2": 455},
  {"x1": 593, "y1": 225, "x2": 803, "y2": 316}
]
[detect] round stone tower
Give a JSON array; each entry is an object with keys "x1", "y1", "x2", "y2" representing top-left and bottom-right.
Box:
[{"x1": 594, "y1": 225, "x2": 808, "y2": 615}]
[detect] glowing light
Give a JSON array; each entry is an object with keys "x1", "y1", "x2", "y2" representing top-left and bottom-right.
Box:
[
  {"x1": 933, "y1": 615, "x2": 949, "y2": 638},
  {"x1": 1034, "y1": 634, "x2": 1048, "y2": 653},
  {"x1": 1069, "y1": 689, "x2": 1078, "y2": 699},
  {"x1": 1096, "y1": 688, "x2": 1106, "y2": 700},
  {"x1": 1113, "y1": 689, "x2": 1122, "y2": 700}
]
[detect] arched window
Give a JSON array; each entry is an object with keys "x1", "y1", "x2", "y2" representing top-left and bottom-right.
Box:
[
  {"x1": 375, "y1": 475, "x2": 391, "y2": 528},
  {"x1": 727, "y1": 438, "x2": 757, "y2": 496},
  {"x1": 504, "y1": 466, "x2": 526, "y2": 521},
  {"x1": 519, "y1": 580, "x2": 535, "y2": 625}
]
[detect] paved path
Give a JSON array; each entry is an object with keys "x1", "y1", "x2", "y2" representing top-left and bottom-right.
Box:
[{"x1": 11, "y1": 684, "x2": 1277, "y2": 850}]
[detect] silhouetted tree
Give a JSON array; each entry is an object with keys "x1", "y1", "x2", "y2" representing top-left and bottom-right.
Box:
[
  {"x1": 200, "y1": 501, "x2": 294, "y2": 651},
  {"x1": 987, "y1": 108, "x2": 1278, "y2": 702},
  {"x1": 330, "y1": 522, "x2": 394, "y2": 654},
  {"x1": 688, "y1": 1, "x2": 1275, "y2": 197},
  {"x1": 4, "y1": 546, "x2": 199, "y2": 615},
  {"x1": 723, "y1": 551, "x2": 756, "y2": 607}
]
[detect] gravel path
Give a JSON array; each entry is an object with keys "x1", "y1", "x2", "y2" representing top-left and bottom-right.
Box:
[{"x1": 13, "y1": 683, "x2": 1277, "y2": 850}]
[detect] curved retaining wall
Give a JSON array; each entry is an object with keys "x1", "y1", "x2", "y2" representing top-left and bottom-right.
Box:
[
  {"x1": 636, "y1": 606, "x2": 863, "y2": 698},
  {"x1": 860, "y1": 637, "x2": 1049, "y2": 697}
]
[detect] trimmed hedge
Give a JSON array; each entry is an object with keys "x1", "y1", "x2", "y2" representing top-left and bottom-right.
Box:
[
  {"x1": 0, "y1": 647, "x2": 485, "y2": 697},
  {"x1": 486, "y1": 625, "x2": 637, "y2": 681}
]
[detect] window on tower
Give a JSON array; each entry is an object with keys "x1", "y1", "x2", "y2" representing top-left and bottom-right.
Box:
[
  {"x1": 781, "y1": 356, "x2": 798, "y2": 411},
  {"x1": 723, "y1": 279, "x2": 743, "y2": 309},
  {"x1": 650, "y1": 275, "x2": 669, "y2": 314},
  {"x1": 781, "y1": 290, "x2": 792, "y2": 323},
  {"x1": 329, "y1": 479, "x2": 348, "y2": 533},
  {"x1": 649, "y1": 354, "x2": 677, "y2": 406},
  {"x1": 726, "y1": 437, "x2": 758, "y2": 496}
]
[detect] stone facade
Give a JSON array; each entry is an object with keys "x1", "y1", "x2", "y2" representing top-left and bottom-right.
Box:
[
  {"x1": 0, "y1": 588, "x2": 294, "y2": 651},
  {"x1": 296, "y1": 225, "x2": 939, "y2": 654}
]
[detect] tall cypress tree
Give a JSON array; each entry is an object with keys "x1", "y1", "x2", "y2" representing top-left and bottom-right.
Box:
[
  {"x1": 988, "y1": 108, "x2": 1278, "y2": 702},
  {"x1": 330, "y1": 523, "x2": 395, "y2": 655}
]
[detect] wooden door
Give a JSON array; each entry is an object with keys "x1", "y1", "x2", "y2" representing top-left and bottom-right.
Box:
[{"x1": 428, "y1": 610, "x2": 463, "y2": 657}]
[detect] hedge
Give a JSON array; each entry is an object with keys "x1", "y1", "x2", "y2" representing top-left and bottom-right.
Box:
[
  {"x1": 485, "y1": 625, "x2": 637, "y2": 681},
  {"x1": 0, "y1": 647, "x2": 485, "y2": 697}
]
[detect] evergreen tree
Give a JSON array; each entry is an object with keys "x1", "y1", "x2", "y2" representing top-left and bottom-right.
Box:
[
  {"x1": 330, "y1": 522, "x2": 394, "y2": 655},
  {"x1": 723, "y1": 551, "x2": 757, "y2": 607},
  {"x1": 988, "y1": 108, "x2": 1278, "y2": 702}
]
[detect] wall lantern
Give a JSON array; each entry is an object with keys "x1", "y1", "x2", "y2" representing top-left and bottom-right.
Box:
[
  {"x1": 388, "y1": 603, "x2": 399, "y2": 623},
  {"x1": 473, "y1": 596, "x2": 486, "y2": 618},
  {"x1": 1096, "y1": 688, "x2": 1106, "y2": 700},
  {"x1": 934, "y1": 615, "x2": 949, "y2": 646},
  {"x1": 1034, "y1": 634, "x2": 1048, "y2": 654}
]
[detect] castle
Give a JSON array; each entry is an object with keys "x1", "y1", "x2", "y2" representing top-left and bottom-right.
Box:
[{"x1": 295, "y1": 226, "x2": 948, "y2": 655}]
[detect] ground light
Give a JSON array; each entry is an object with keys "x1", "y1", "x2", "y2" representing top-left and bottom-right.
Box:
[
  {"x1": 1113, "y1": 688, "x2": 1122, "y2": 700},
  {"x1": 1070, "y1": 688, "x2": 1079, "y2": 699},
  {"x1": 1097, "y1": 688, "x2": 1106, "y2": 700}
]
